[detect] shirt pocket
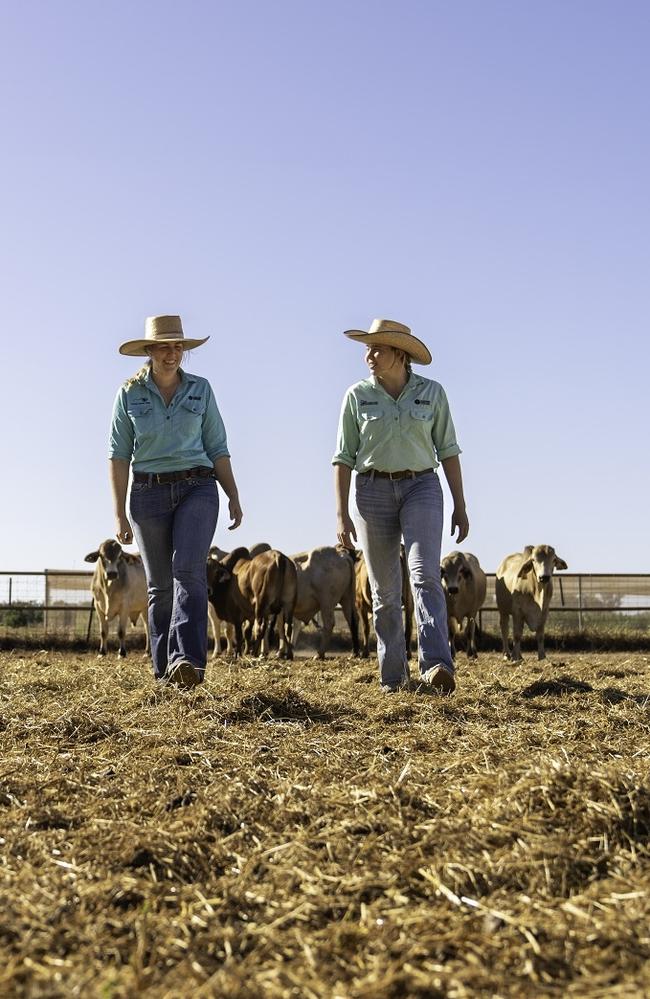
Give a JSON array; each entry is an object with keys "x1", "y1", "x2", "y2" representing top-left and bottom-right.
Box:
[
  {"x1": 359, "y1": 407, "x2": 384, "y2": 426},
  {"x1": 410, "y1": 404, "x2": 434, "y2": 422},
  {"x1": 179, "y1": 395, "x2": 206, "y2": 434},
  {"x1": 127, "y1": 400, "x2": 158, "y2": 440}
]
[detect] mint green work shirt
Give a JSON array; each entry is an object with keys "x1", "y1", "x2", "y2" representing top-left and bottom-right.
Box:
[
  {"x1": 332, "y1": 373, "x2": 461, "y2": 473},
  {"x1": 108, "y1": 369, "x2": 230, "y2": 473}
]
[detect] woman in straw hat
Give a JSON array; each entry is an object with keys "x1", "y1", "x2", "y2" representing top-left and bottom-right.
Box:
[
  {"x1": 108, "y1": 315, "x2": 243, "y2": 688},
  {"x1": 333, "y1": 319, "x2": 469, "y2": 694}
]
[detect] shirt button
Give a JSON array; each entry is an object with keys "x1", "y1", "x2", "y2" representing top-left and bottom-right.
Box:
[{"x1": 166, "y1": 416, "x2": 170, "y2": 420}]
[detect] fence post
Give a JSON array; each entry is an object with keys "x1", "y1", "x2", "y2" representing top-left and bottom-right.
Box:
[
  {"x1": 44, "y1": 570, "x2": 49, "y2": 636},
  {"x1": 577, "y1": 574, "x2": 583, "y2": 633},
  {"x1": 8, "y1": 577, "x2": 11, "y2": 607}
]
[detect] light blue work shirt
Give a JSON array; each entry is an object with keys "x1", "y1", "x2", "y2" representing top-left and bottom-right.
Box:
[
  {"x1": 108, "y1": 368, "x2": 230, "y2": 473},
  {"x1": 332, "y1": 373, "x2": 461, "y2": 473}
]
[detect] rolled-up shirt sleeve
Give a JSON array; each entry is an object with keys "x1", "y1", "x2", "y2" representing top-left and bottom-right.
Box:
[
  {"x1": 432, "y1": 386, "x2": 462, "y2": 461},
  {"x1": 202, "y1": 384, "x2": 230, "y2": 462},
  {"x1": 332, "y1": 390, "x2": 360, "y2": 469},
  {"x1": 108, "y1": 388, "x2": 134, "y2": 461}
]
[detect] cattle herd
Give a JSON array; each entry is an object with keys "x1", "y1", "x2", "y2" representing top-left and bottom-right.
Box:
[{"x1": 85, "y1": 538, "x2": 568, "y2": 666}]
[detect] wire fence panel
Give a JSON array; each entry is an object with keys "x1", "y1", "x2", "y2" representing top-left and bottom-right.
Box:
[{"x1": 1, "y1": 570, "x2": 648, "y2": 642}]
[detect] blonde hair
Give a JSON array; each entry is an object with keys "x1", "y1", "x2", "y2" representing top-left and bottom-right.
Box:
[{"x1": 123, "y1": 360, "x2": 152, "y2": 390}]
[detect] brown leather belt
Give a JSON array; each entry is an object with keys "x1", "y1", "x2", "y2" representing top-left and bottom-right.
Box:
[
  {"x1": 359, "y1": 468, "x2": 434, "y2": 481},
  {"x1": 132, "y1": 466, "x2": 215, "y2": 484}
]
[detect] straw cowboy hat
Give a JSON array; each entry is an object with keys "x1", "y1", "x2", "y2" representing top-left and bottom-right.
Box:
[
  {"x1": 343, "y1": 318, "x2": 432, "y2": 365},
  {"x1": 119, "y1": 315, "x2": 210, "y2": 356}
]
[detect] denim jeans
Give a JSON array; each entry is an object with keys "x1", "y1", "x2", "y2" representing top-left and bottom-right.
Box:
[
  {"x1": 129, "y1": 476, "x2": 219, "y2": 680},
  {"x1": 354, "y1": 471, "x2": 453, "y2": 687}
]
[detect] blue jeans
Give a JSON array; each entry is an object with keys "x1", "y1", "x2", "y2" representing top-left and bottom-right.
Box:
[
  {"x1": 354, "y1": 471, "x2": 453, "y2": 687},
  {"x1": 129, "y1": 476, "x2": 219, "y2": 680}
]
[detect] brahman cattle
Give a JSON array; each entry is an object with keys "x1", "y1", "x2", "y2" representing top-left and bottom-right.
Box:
[
  {"x1": 207, "y1": 543, "x2": 272, "y2": 657},
  {"x1": 84, "y1": 539, "x2": 149, "y2": 657},
  {"x1": 495, "y1": 544, "x2": 568, "y2": 662},
  {"x1": 354, "y1": 548, "x2": 414, "y2": 659},
  {"x1": 207, "y1": 547, "x2": 297, "y2": 659},
  {"x1": 440, "y1": 551, "x2": 487, "y2": 659},
  {"x1": 290, "y1": 545, "x2": 360, "y2": 659}
]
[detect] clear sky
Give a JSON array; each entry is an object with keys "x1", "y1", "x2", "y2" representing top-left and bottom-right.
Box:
[{"x1": 1, "y1": 0, "x2": 648, "y2": 573}]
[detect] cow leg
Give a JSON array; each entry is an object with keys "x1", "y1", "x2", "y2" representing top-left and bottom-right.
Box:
[
  {"x1": 282, "y1": 610, "x2": 294, "y2": 661},
  {"x1": 242, "y1": 620, "x2": 253, "y2": 655},
  {"x1": 207, "y1": 603, "x2": 221, "y2": 659},
  {"x1": 448, "y1": 616, "x2": 458, "y2": 659},
  {"x1": 358, "y1": 607, "x2": 371, "y2": 658},
  {"x1": 224, "y1": 622, "x2": 236, "y2": 656},
  {"x1": 234, "y1": 621, "x2": 245, "y2": 658},
  {"x1": 98, "y1": 613, "x2": 109, "y2": 657},
  {"x1": 314, "y1": 605, "x2": 335, "y2": 660},
  {"x1": 142, "y1": 614, "x2": 150, "y2": 656},
  {"x1": 536, "y1": 625, "x2": 547, "y2": 661},
  {"x1": 499, "y1": 612, "x2": 511, "y2": 661},
  {"x1": 511, "y1": 610, "x2": 525, "y2": 663},
  {"x1": 466, "y1": 617, "x2": 478, "y2": 659},
  {"x1": 340, "y1": 594, "x2": 360, "y2": 658},
  {"x1": 291, "y1": 618, "x2": 304, "y2": 649},
  {"x1": 117, "y1": 613, "x2": 128, "y2": 658}
]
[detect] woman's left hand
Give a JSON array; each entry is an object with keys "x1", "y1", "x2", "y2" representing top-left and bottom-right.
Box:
[
  {"x1": 228, "y1": 497, "x2": 243, "y2": 530},
  {"x1": 451, "y1": 506, "x2": 469, "y2": 544}
]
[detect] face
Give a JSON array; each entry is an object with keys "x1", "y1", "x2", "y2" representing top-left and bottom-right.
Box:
[
  {"x1": 365, "y1": 344, "x2": 405, "y2": 378},
  {"x1": 148, "y1": 342, "x2": 184, "y2": 375}
]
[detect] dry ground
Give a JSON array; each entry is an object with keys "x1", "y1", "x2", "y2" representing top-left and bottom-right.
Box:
[{"x1": 0, "y1": 647, "x2": 649, "y2": 998}]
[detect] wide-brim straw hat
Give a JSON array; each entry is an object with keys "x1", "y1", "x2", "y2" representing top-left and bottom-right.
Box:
[
  {"x1": 343, "y1": 318, "x2": 432, "y2": 365},
  {"x1": 119, "y1": 315, "x2": 210, "y2": 356}
]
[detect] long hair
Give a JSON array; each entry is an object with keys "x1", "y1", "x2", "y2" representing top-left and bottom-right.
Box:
[{"x1": 123, "y1": 359, "x2": 152, "y2": 390}]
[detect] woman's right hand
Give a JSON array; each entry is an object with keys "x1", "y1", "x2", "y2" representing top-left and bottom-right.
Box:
[
  {"x1": 336, "y1": 513, "x2": 357, "y2": 550},
  {"x1": 116, "y1": 515, "x2": 134, "y2": 546}
]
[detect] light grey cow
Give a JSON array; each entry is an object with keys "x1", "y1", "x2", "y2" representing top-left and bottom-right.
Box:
[
  {"x1": 291, "y1": 545, "x2": 360, "y2": 659},
  {"x1": 495, "y1": 545, "x2": 568, "y2": 662},
  {"x1": 85, "y1": 539, "x2": 149, "y2": 657},
  {"x1": 440, "y1": 551, "x2": 487, "y2": 659}
]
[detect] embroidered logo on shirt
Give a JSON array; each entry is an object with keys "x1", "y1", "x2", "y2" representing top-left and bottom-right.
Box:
[
  {"x1": 414, "y1": 399, "x2": 431, "y2": 405},
  {"x1": 188, "y1": 395, "x2": 202, "y2": 401},
  {"x1": 359, "y1": 400, "x2": 378, "y2": 405}
]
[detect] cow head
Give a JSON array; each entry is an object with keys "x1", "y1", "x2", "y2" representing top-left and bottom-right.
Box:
[
  {"x1": 517, "y1": 545, "x2": 568, "y2": 585},
  {"x1": 440, "y1": 551, "x2": 472, "y2": 595},
  {"x1": 84, "y1": 539, "x2": 125, "y2": 580},
  {"x1": 206, "y1": 546, "x2": 251, "y2": 596}
]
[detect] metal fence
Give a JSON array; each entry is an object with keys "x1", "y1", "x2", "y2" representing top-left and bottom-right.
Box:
[{"x1": 0, "y1": 569, "x2": 649, "y2": 642}]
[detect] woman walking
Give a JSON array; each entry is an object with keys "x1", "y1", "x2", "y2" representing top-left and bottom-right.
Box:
[
  {"x1": 109, "y1": 315, "x2": 242, "y2": 687},
  {"x1": 333, "y1": 318, "x2": 468, "y2": 694}
]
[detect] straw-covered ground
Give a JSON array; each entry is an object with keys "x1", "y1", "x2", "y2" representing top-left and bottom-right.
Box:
[{"x1": 0, "y1": 647, "x2": 649, "y2": 998}]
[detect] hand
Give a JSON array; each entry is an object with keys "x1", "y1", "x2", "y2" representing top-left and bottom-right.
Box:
[
  {"x1": 451, "y1": 507, "x2": 469, "y2": 544},
  {"x1": 228, "y1": 497, "x2": 243, "y2": 530},
  {"x1": 336, "y1": 513, "x2": 357, "y2": 550},
  {"x1": 116, "y1": 515, "x2": 134, "y2": 546}
]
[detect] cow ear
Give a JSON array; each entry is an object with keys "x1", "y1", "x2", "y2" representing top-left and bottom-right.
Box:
[
  {"x1": 554, "y1": 557, "x2": 568, "y2": 571},
  {"x1": 517, "y1": 559, "x2": 533, "y2": 578},
  {"x1": 85, "y1": 551, "x2": 99, "y2": 563}
]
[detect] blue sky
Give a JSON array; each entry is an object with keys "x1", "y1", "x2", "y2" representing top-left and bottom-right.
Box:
[{"x1": 1, "y1": 0, "x2": 648, "y2": 572}]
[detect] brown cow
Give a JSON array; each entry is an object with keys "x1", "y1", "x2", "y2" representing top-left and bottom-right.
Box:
[
  {"x1": 207, "y1": 543, "x2": 272, "y2": 657},
  {"x1": 495, "y1": 545, "x2": 568, "y2": 662},
  {"x1": 207, "y1": 547, "x2": 297, "y2": 659},
  {"x1": 84, "y1": 539, "x2": 149, "y2": 657},
  {"x1": 290, "y1": 545, "x2": 360, "y2": 658},
  {"x1": 354, "y1": 549, "x2": 414, "y2": 659},
  {"x1": 440, "y1": 551, "x2": 487, "y2": 659}
]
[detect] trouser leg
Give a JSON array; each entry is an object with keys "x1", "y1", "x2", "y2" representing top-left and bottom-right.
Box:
[
  {"x1": 400, "y1": 474, "x2": 454, "y2": 675},
  {"x1": 167, "y1": 479, "x2": 219, "y2": 680},
  {"x1": 355, "y1": 476, "x2": 408, "y2": 687}
]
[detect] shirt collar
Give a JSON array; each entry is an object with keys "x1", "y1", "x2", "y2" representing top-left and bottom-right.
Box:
[{"x1": 369, "y1": 371, "x2": 423, "y2": 399}]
